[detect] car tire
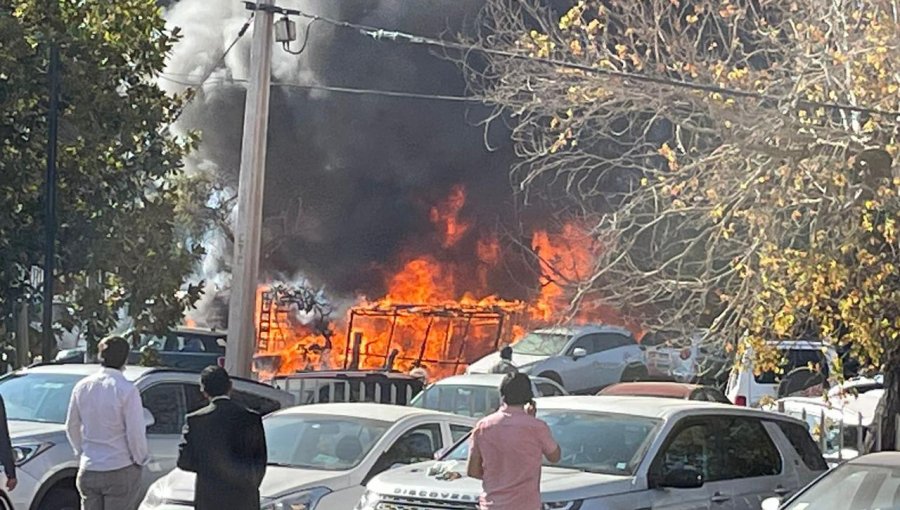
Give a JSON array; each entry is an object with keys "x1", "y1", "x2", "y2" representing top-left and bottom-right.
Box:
[
  {"x1": 38, "y1": 487, "x2": 80, "y2": 510},
  {"x1": 538, "y1": 371, "x2": 563, "y2": 387},
  {"x1": 621, "y1": 365, "x2": 648, "y2": 382}
]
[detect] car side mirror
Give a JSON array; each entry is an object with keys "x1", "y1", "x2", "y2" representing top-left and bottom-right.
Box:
[
  {"x1": 572, "y1": 347, "x2": 588, "y2": 360},
  {"x1": 143, "y1": 408, "x2": 156, "y2": 428},
  {"x1": 658, "y1": 467, "x2": 704, "y2": 489},
  {"x1": 761, "y1": 497, "x2": 781, "y2": 510}
]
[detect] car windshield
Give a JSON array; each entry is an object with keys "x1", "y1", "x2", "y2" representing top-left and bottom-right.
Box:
[
  {"x1": 784, "y1": 462, "x2": 900, "y2": 510},
  {"x1": 410, "y1": 384, "x2": 501, "y2": 418},
  {"x1": 444, "y1": 409, "x2": 660, "y2": 475},
  {"x1": 512, "y1": 333, "x2": 570, "y2": 356},
  {"x1": 264, "y1": 414, "x2": 391, "y2": 470},
  {"x1": 0, "y1": 373, "x2": 84, "y2": 423},
  {"x1": 755, "y1": 348, "x2": 828, "y2": 384}
]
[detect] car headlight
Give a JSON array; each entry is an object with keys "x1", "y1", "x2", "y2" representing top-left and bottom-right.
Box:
[
  {"x1": 261, "y1": 486, "x2": 331, "y2": 510},
  {"x1": 543, "y1": 501, "x2": 582, "y2": 510},
  {"x1": 12, "y1": 442, "x2": 53, "y2": 466},
  {"x1": 354, "y1": 490, "x2": 380, "y2": 510}
]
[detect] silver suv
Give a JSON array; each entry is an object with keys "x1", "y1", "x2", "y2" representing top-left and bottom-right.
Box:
[
  {"x1": 466, "y1": 325, "x2": 647, "y2": 393},
  {"x1": 0, "y1": 364, "x2": 293, "y2": 510},
  {"x1": 359, "y1": 396, "x2": 827, "y2": 510}
]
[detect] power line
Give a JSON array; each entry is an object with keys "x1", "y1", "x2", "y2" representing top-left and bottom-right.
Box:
[
  {"x1": 285, "y1": 9, "x2": 900, "y2": 119},
  {"x1": 167, "y1": 13, "x2": 255, "y2": 125},
  {"x1": 158, "y1": 74, "x2": 483, "y2": 103}
]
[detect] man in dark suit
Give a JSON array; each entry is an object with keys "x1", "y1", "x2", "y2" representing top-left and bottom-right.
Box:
[{"x1": 177, "y1": 367, "x2": 267, "y2": 510}]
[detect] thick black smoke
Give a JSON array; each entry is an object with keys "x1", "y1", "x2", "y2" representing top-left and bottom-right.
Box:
[{"x1": 166, "y1": 0, "x2": 566, "y2": 309}]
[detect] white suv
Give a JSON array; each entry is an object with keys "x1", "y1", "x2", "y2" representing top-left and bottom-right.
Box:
[
  {"x1": 466, "y1": 325, "x2": 646, "y2": 393},
  {"x1": 726, "y1": 340, "x2": 838, "y2": 407},
  {"x1": 0, "y1": 364, "x2": 293, "y2": 510},
  {"x1": 358, "y1": 396, "x2": 827, "y2": 510}
]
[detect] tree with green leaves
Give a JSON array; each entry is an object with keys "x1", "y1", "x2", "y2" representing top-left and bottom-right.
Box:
[
  {"x1": 465, "y1": 0, "x2": 898, "y2": 446},
  {"x1": 0, "y1": 0, "x2": 206, "y2": 356}
]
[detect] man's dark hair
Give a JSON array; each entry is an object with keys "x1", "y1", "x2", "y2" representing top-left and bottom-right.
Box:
[
  {"x1": 99, "y1": 336, "x2": 130, "y2": 369},
  {"x1": 500, "y1": 372, "x2": 533, "y2": 406},
  {"x1": 500, "y1": 346, "x2": 513, "y2": 360},
  {"x1": 200, "y1": 366, "x2": 232, "y2": 397}
]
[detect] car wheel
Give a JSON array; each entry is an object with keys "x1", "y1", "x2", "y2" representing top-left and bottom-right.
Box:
[
  {"x1": 38, "y1": 487, "x2": 80, "y2": 510},
  {"x1": 621, "y1": 365, "x2": 648, "y2": 382},
  {"x1": 538, "y1": 371, "x2": 563, "y2": 387}
]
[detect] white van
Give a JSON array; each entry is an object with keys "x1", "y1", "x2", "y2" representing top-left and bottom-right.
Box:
[{"x1": 725, "y1": 340, "x2": 838, "y2": 407}]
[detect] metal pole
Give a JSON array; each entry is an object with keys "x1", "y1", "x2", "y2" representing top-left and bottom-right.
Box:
[
  {"x1": 225, "y1": 1, "x2": 275, "y2": 378},
  {"x1": 16, "y1": 302, "x2": 30, "y2": 368},
  {"x1": 42, "y1": 43, "x2": 60, "y2": 364}
]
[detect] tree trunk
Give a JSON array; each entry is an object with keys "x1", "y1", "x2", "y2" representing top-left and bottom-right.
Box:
[{"x1": 867, "y1": 348, "x2": 900, "y2": 453}]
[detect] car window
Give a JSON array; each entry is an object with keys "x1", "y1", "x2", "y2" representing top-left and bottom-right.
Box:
[
  {"x1": 0, "y1": 373, "x2": 82, "y2": 424},
  {"x1": 776, "y1": 421, "x2": 828, "y2": 471},
  {"x1": 414, "y1": 385, "x2": 499, "y2": 418},
  {"x1": 370, "y1": 423, "x2": 444, "y2": 479},
  {"x1": 756, "y1": 349, "x2": 828, "y2": 384},
  {"x1": 596, "y1": 333, "x2": 636, "y2": 351},
  {"x1": 512, "y1": 332, "x2": 571, "y2": 356},
  {"x1": 266, "y1": 415, "x2": 391, "y2": 470},
  {"x1": 450, "y1": 424, "x2": 471, "y2": 444},
  {"x1": 536, "y1": 382, "x2": 565, "y2": 397},
  {"x1": 718, "y1": 418, "x2": 782, "y2": 480},
  {"x1": 232, "y1": 388, "x2": 282, "y2": 415},
  {"x1": 569, "y1": 335, "x2": 598, "y2": 355},
  {"x1": 142, "y1": 383, "x2": 186, "y2": 435},
  {"x1": 658, "y1": 417, "x2": 781, "y2": 482}
]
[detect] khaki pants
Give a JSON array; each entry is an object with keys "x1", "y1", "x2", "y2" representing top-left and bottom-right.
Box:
[{"x1": 76, "y1": 464, "x2": 143, "y2": 510}]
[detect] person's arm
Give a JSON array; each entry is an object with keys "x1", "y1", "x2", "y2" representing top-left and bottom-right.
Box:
[
  {"x1": 0, "y1": 396, "x2": 16, "y2": 487},
  {"x1": 538, "y1": 420, "x2": 561, "y2": 463},
  {"x1": 124, "y1": 386, "x2": 149, "y2": 466},
  {"x1": 176, "y1": 417, "x2": 197, "y2": 473},
  {"x1": 65, "y1": 387, "x2": 83, "y2": 457},
  {"x1": 466, "y1": 428, "x2": 484, "y2": 480},
  {"x1": 248, "y1": 413, "x2": 267, "y2": 487}
]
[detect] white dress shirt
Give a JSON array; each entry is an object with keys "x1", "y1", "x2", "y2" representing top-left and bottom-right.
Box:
[{"x1": 65, "y1": 367, "x2": 150, "y2": 472}]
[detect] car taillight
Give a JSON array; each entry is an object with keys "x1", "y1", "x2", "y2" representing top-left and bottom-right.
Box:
[
  {"x1": 735, "y1": 395, "x2": 747, "y2": 407},
  {"x1": 680, "y1": 348, "x2": 691, "y2": 360},
  {"x1": 217, "y1": 357, "x2": 226, "y2": 367}
]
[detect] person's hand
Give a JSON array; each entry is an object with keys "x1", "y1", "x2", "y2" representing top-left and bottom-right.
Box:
[
  {"x1": 6, "y1": 477, "x2": 17, "y2": 492},
  {"x1": 525, "y1": 401, "x2": 537, "y2": 416}
]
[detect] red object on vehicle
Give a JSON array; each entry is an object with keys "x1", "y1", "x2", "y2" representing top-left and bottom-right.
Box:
[
  {"x1": 734, "y1": 395, "x2": 748, "y2": 406},
  {"x1": 680, "y1": 348, "x2": 692, "y2": 360},
  {"x1": 217, "y1": 356, "x2": 226, "y2": 368}
]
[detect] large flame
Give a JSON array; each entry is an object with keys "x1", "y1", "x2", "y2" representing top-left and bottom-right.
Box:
[{"x1": 254, "y1": 185, "x2": 635, "y2": 380}]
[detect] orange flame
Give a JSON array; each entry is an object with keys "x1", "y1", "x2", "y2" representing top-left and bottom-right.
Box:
[{"x1": 254, "y1": 185, "x2": 639, "y2": 381}]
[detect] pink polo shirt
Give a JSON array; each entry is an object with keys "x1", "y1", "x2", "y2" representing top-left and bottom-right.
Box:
[{"x1": 469, "y1": 404, "x2": 558, "y2": 510}]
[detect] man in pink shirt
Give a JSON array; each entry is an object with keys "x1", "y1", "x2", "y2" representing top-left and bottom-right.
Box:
[{"x1": 467, "y1": 372, "x2": 561, "y2": 509}]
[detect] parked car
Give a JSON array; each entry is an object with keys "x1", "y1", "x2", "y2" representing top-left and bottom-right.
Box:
[
  {"x1": 139, "y1": 403, "x2": 476, "y2": 510},
  {"x1": 642, "y1": 330, "x2": 729, "y2": 384},
  {"x1": 599, "y1": 382, "x2": 731, "y2": 403},
  {"x1": 827, "y1": 375, "x2": 883, "y2": 398},
  {"x1": 768, "y1": 389, "x2": 883, "y2": 465},
  {"x1": 270, "y1": 370, "x2": 425, "y2": 406},
  {"x1": 410, "y1": 373, "x2": 567, "y2": 417},
  {"x1": 360, "y1": 395, "x2": 827, "y2": 510},
  {"x1": 726, "y1": 340, "x2": 839, "y2": 407},
  {"x1": 53, "y1": 326, "x2": 227, "y2": 372},
  {"x1": 466, "y1": 325, "x2": 647, "y2": 393},
  {"x1": 762, "y1": 452, "x2": 900, "y2": 510},
  {"x1": 0, "y1": 364, "x2": 293, "y2": 510}
]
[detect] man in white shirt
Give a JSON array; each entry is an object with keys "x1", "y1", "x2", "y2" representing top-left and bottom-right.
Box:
[{"x1": 66, "y1": 336, "x2": 149, "y2": 510}]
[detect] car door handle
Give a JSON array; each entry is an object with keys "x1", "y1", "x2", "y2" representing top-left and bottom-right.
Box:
[
  {"x1": 710, "y1": 493, "x2": 731, "y2": 504},
  {"x1": 774, "y1": 486, "x2": 791, "y2": 496}
]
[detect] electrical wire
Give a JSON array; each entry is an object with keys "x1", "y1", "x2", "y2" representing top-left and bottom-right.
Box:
[
  {"x1": 157, "y1": 74, "x2": 484, "y2": 103},
  {"x1": 166, "y1": 13, "x2": 255, "y2": 125},
  {"x1": 284, "y1": 9, "x2": 900, "y2": 118}
]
